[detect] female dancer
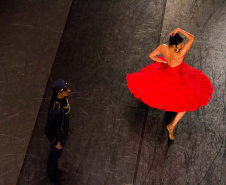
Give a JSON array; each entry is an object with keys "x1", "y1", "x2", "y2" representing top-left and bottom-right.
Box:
[{"x1": 127, "y1": 28, "x2": 213, "y2": 140}]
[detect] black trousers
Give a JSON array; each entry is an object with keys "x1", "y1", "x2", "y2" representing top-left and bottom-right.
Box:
[{"x1": 47, "y1": 140, "x2": 64, "y2": 177}]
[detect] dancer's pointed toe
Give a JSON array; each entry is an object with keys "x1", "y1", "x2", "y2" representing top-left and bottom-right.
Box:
[{"x1": 166, "y1": 125, "x2": 174, "y2": 140}]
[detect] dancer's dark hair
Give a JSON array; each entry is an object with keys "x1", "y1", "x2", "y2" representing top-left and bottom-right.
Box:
[{"x1": 169, "y1": 33, "x2": 183, "y2": 46}]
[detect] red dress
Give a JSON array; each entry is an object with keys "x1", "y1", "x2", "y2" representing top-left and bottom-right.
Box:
[{"x1": 126, "y1": 56, "x2": 213, "y2": 112}]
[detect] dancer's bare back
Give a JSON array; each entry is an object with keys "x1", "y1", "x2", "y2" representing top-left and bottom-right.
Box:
[
  {"x1": 149, "y1": 28, "x2": 195, "y2": 68},
  {"x1": 159, "y1": 44, "x2": 184, "y2": 67}
]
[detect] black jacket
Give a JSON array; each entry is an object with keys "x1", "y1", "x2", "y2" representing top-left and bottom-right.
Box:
[{"x1": 45, "y1": 96, "x2": 70, "y2": 144}]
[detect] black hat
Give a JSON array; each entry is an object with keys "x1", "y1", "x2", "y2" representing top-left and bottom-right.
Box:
[{"x1": 51, "y1": 79, "x2": 70, "y2": 93}]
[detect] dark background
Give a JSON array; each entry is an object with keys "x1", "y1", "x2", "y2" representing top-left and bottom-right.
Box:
[{"x1": 1, "y1": 0, "x2": 225, "y2": 185}]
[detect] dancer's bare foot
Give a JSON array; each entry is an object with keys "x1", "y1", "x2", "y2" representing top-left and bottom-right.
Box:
[{"x1": 166, "y1": 124, "x2": 174, "y2": 140}]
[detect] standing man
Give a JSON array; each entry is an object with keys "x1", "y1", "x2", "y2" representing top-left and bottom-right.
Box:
[{"x1": 45, "y1": 79, "x2": 71, "y2": 183}]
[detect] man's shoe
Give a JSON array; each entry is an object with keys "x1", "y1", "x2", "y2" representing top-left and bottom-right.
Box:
[
  {"x1": 57, "y1": 166, "x2": 68, "y2": 174},
  {"x1": 49, "y1": 172, "x2": 67, "y2": 182}
]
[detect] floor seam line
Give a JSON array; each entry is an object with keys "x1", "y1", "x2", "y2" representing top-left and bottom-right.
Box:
[{"x1": 132, "y1": 0, "x2": 167, "y2": 184}]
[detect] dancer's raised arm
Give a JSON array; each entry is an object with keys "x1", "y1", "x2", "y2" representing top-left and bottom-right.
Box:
[{"x1": 169, "y1": 28, "x2": 194, "y2": 56}]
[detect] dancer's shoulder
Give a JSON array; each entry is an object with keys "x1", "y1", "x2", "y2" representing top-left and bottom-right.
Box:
[
  {"x1": 156, "y1": 44, "x2": 167, "y2": 50},
  {"x1": 162, "y1": 44, "x2": 168, "y2": 47},
  {"x1": 159, "y1": 44, "x2": 169, "y2": 51}
]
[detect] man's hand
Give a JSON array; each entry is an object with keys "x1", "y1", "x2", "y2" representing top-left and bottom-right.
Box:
[{"x1": 55, "y1": 142, "x2": 62, "y2": 149}]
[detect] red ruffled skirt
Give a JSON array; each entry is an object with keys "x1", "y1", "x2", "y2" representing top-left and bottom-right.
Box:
[{"x1": 126, "y1": 57, "x2": 213, "y2": 112}]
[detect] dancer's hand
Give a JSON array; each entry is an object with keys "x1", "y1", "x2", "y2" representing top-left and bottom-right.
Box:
[
  {"x1": 55, "y1": 142, "x2": 62, "y2": 149},
  {"x1": 169, "y1": 28, "x2": 180, "y2": 37},
  {"x1": 158, "y1": 59, "x2": 167, "y2": 64}
]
